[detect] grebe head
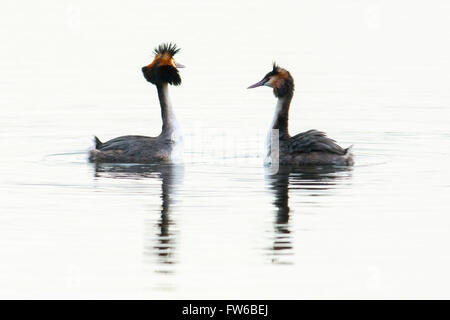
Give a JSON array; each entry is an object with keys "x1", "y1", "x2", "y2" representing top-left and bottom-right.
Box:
[
  {"x1": 247, "y1": 63, "x2": 294, "y2": 97},
  {"x1": 142, "y1": 43, "x2": 185, "y2": 86}
]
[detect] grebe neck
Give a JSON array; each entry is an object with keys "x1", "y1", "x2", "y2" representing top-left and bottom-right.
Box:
[
  {"x1": 265, "y1": 93, "x2": 293, "y2": 164},
  {"x1": 157, "y1": 83, "x2": 181, "y2": 141},
  {"x1": 270, "y1": 92, "x2": 293, "y2": 137}
]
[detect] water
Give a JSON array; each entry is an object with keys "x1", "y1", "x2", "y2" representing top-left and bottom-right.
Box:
[{"x1": 1, "y1": 0, "x2": 450, "y2": 299}]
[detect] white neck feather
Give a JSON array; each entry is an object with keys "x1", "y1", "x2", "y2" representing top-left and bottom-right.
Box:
[
  {"x1": 158, "y1": 84, "x2": 183, "y2": 163},
  {"x1": 265, "y1": 98, "x2": 284, "y2": 163},
  {"x1": 159, "y1": 84, "x2": 182, "y2": 142}
]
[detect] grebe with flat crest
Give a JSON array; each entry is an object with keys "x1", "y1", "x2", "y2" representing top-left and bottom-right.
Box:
[
  {"x1": 89, "y1": 43, "x2": 185, "y2": 163},
  {"x1": 248, "y1": 63, "x2": 353, "y2": 166}
]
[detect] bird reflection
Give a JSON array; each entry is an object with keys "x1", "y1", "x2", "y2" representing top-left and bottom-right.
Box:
[
  {"x1": 265, "y1": 165, "x2": 352, "y2": 264},
  {"x1": 93, "y1": 163, "x2": 183, "y2": 274}
]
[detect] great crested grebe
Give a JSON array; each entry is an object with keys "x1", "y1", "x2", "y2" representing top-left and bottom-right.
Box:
[
  {"x1": 248, "y1": 63, "x2": 354, "y2": 166},
  {"x1": 89, "y1": 43, "x2": 185, "y2": 163}
]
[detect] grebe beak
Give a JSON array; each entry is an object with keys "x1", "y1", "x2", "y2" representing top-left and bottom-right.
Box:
[
  {"x1": 174, "y1": 61, "x2": 185, "y2": 68},
  {"x1": 247, "y1": 79, "x2": 267, "y2": 89}
]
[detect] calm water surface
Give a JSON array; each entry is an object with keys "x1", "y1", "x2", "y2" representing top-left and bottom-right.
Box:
[{"x1": 1, "y1": 0, "x2": 450, "y2": 298}]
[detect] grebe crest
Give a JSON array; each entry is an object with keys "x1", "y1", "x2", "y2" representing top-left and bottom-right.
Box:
[{"x1": 142, "y1": 43, "x2": 184, "y2": 86}]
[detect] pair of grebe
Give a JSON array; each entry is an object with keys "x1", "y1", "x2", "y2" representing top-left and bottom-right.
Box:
[{"x1": 89, "y1": 43, "x2": 353, "y2": 166}]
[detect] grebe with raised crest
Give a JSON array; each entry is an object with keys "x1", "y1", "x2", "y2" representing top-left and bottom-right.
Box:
[
  {"x1": 89, "y1": 43, "x2": 184, "y2": 163},
  {"x1": 248, "y1": 63, "x2": 353, "y2": 166}
]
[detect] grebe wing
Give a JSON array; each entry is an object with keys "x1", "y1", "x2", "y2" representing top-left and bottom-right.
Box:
[
  {"x1": 95, "y1": 135, "x2": 156, "y2": 152},
  {"x1": 288, "y1": 129, "x2": 346, "y2": 155}
]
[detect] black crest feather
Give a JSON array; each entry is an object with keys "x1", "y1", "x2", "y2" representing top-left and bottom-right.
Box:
[
  {"x1": 142, "y1": 42, "x2": 182, "y2": 86},
  {"x1": 142, "y1": 64, "x2": 181, "y2": 86},
  {"x1": 262, "y1": 62, "x2": 281, "y2": 80},
  {"x1": 157, "y1": 65, "x2": 181, "y2": 86},
  {"x1": 153, "y1": 42, "x2": 180, "y2": 56},
  {"x1": 272, "y1": 62, "x2": 280, "y2": 74}
]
